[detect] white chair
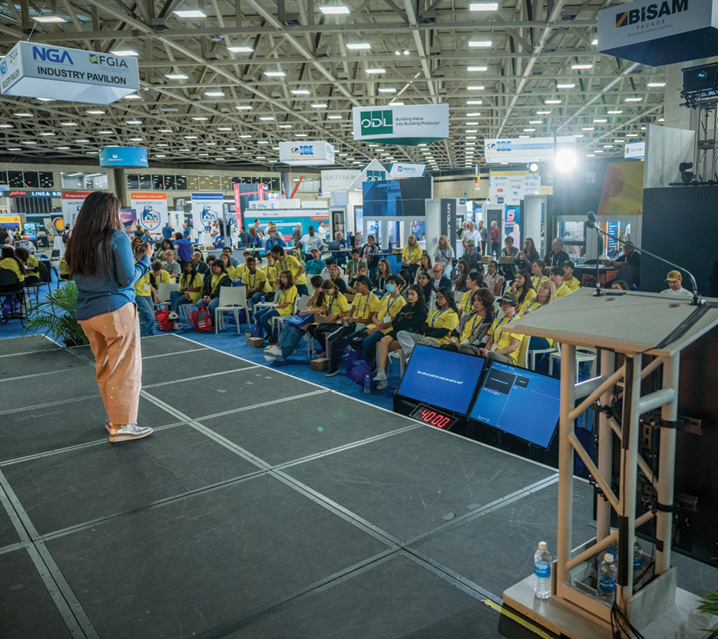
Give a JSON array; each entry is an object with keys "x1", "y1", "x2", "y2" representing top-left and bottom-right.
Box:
[
  {"x1": 269, "y1": 295, "x2": 311, "y2": 340},
  {"x1": 214, "y1": 286, "x2": 250, "y2": 334},
  {"x1": 548, "y1": 343, "x2": 597, "y2": 380},
  {"x1": 154, "y1": 282, "x2": 179, "y2": 309},
  {"x1": 387, "y1": 349, "x2": 407, "y2": 378},
  {"x1": 528, "y1": 341, "x2": 558, "y2": 371}
]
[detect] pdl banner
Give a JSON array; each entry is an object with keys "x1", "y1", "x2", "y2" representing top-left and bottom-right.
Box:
[
  {"x1": 0, "y1": 41, "x2": 140, "y2": 104},
  {"x1": 191, "y1": 193, "x2": 223, "y2": 229},
  {"x1": 61, "y1": 191, "x2": 91, "y2": 227},
  {"x1": 130, "y1": 192, "x2": 168, "y2": 236},
  {"x1": 352, "y1": 104, "x2": 449, "y2": 145}
]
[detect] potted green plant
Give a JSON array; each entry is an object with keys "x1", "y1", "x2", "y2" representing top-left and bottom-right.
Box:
[{"x1": 21, "y1": 282, "x2": 88, "y2": 347}]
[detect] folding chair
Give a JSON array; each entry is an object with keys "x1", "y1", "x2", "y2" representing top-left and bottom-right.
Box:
[
  {"x1": 214, "y1": 286, "x2": 250, "y2": 334},
  {"x1": 548, "y1": 343, "x2": 597, "y2": 380},
  {"x1": 0, "y1": 270, "x2": 26, "y2": 325}
]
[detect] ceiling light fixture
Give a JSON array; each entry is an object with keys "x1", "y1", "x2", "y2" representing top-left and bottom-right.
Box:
[
  {"x1": 346, "y1": 43, "x2": 371, "y2": 50},
  {"x1": 366, "y1": 68, "x2": 386, "y2": 74},
  {"x1": 227, "y1": 46, "x2": 254, "y2": 53},
  {"x1": 319, "y1": 5, "x2": 350, "y2": 14},
  {"x1": 32, "y1": 15, "x2": 67, "y2": 22},
  {"x1": 378, "y1": 88, "x2": 396, "y2": 93},
  {"x1": 235, "y1": 105, "x2": 252, "y2": 110},
  {"x1": 467, "y1": 66, "x2": 488, "y2": 71},
  {"x1": 469, "y1": 2, "x2": 498, "y2": 10},
  {"x1": 173, "y1": 9, "x2": 207, "y2": 17},
  {"x1": 264, "y1": 71, "x2": 286, "y2": 77},
  {"x1": 291, "y1": 89, "x2": 310, "y2": 95},
  {"x1": 111, "y1": 49, "x2": 138, "y2": 56},
  {"x1": 205, "y1": 91, "x2": 224, "y2": 97},
  {"x1": 625, "y1": 97, "x2": 643, "y2": 102},
  {"x1": 647, "y1": 82, "x2": 666, "y2": 87},
  {"x1": 165, "y1": 73, "x2": 189, "y2": 80},
  {"x1": 468, "y1": 40, "x2": 492, "y2": 48},
  {"x1": 557, "y1": 83, "x2": 575, "y2": 89},
  {"x1": 545, "y1": 99, "x2": 561, "y2": 104}
]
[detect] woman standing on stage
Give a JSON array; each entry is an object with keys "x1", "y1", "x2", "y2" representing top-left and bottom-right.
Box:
[{"x1": 66, "y1": 192, "x2": 154, "y2": 444}]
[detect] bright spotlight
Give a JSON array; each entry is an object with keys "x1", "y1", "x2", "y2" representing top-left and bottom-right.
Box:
[
  {"x1": 555, "y1": 149, "x2": 578, "y2": 173},
  {"x1": 528, "y1": 162, "x2": 539, "y2": 173}
]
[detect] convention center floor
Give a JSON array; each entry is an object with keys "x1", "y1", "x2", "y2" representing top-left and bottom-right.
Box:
[{"x1": 0, "y1": 334, "x2": 715, "y2": 639}]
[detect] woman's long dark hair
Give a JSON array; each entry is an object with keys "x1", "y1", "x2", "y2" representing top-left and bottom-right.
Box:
[
  {"x1": 437, "y1": 286, "x2": 458, "y2": 314},
  {"x1": 406, "y1": 283, "x2": 425, "y2": 308},
  {"x1": 181, "y1": 259, "x2": 198, "y2": 286},
  {"x1": 65, "y1": 191, "x2": 121, "y2": 276},
  {"x1": 453, "y1": 258, "x2": 470, "y2": 290},
  {"x1": 516, "y1": 268, "x2": 535, "y2": 306},
  {"x1": 1, "y1": 246, "x2": 22, "y2": 271}
]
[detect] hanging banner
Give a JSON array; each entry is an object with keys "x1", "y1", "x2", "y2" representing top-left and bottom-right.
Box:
[
  {"x1": 485, "y1": 137, "x2": 575, "y2": 164},
  {"x1": 321, "y1": 169, "x2": 361, "y2": 194},
  {"x1": 489, "y1": 171, "x2": 541, "y2": 205},
  {"x1": 345, "y1": 159, "x2": 392, "y2": 192},
  {"x1": 99, "y1": 146, "x2": 148, "y2": 168},
  {"x1": 625, "y1": 141, "x2": 646, "y2": 160},
  {"x1": 0, "y1": 215, "x2": 22, "y2": 231},
  {"x1": 0, "y1": 41, "x2": 140, "y2": 104},
  {"x1": 120, "y1": 208, "x2": 137, "y2": 231},
  {"x1": 598, "y1": 0, "x2": 717, "y2": 67},
  {"x1": 130, "y1": 192, "x2": 168, "y2": 236},
  {"x1": 191, "y1": 193, "x2": 223, "y2": 229},
  {"x1": 352, "y1": 104, "x2": 449, "y2": 145},
  {"x1": 390, "y1": 163, "x2": 426, "y2": 178},
  {"x1": 61, "y1": 191, "x2": 91, "y2": 227},
  {"x1": 278, "y1": 141, "x2": 335, "y2": 166}
]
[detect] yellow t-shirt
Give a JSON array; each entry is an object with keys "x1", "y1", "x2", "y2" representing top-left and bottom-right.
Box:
[
  {"x1": 318, "y1": 292, "x2": 350, "y2": 323},
  {"x1": 488, "y1": 314, "x2": 520, "y2": 364},
  {"x1": 209, "y1": 272, "x2": 230, "y2": 295},
  {"x1": 0, "y1": 257, "x2": 24, "y2": 282},
  {"x1": 59, "y1": 257, "x2": 70, "y2": 277},
  {"x1": 521, "y1": 300, "x2": 544, "y2": 317},
  {"x1": 556, "y1": 283, "x2": 571, "y2": 298},
  {"x1": 565, "y1": 276, "x2": 581, "y2": 292},
  {"x1": 152, "y1": 270, "x2": 171, "y2": 285},
  {"x1": 275, "y1": 285, "x2": 298, "y2": 317},
  {"x1": 531, "y1": 275, "x2": 548, "y2": 290},
  {"x1": 402, "y1": 245, "x2": 422, "y2": 263},
  {"x1": 236, "y1": 263, "x2": 248, "y2": 280},
  {"x1": 224, "y1": 264, "x2": 238, "y2": 280},
  {"x1": 180, "y1": 272, "x2": 204, "y2": 303},
  {"x1": 368, "y1": 293, "x2": 406, "y2": 334},
  {"x1": 426, "y1": 308, "x2": 460, "y2": 345},
  {"x1": 241, "y1": 268, "x2": 267, "y2": 292},
  {"x1": 277, "y1": 255, "x2": 306, "y2": 285},
  {"x1": 134, "y1": 269, "x2": 152, "y2": 297},
  {"x1": 262, "y1": 264, "x2": 279, "y2": 293},
  {"x1": 26, "y1": 255, "x2": 40, "y2": 280},
  {"x1": 351, "y1": 292, "x2": 379, "y2": 322},
  {"x1": 517, "y1": 288, "x2": 537, "y2": 315},
  {"x1": 460, "y1": 313, "x2": 488, "y2": 343},
  {"x1": 460, "y1": 289, "x2": 475, "y2": 314}
]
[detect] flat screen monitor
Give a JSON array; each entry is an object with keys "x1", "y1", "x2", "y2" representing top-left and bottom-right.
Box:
[
  {"x1": 396, "y1": 345, "x2": 485, "y2": 415},
  {"x1": 362, "y1": 177, "x2": 432, "y2": 218},
  {"x1": 469, "y1": 361, "x2": 560, "y2": 449}
]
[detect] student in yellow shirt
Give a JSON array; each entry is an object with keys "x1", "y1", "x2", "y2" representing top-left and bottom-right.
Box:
[
  {"x1": 562, "y1": 261, "x2": 581, "y2": 292},
  {"x1": 15, "y1": 247, "x2": 40, "y2": 285},
  {"x1": 168, "y1": 261, "x2": 204, "y2": 328},
  {"x1": 531, "y1": 259, "x2": 548, "y2": 290},
  {"x1": 322, "y1": 274, "x2": 379, "y2": 377},
  {"x1": 271, "y1": 245, "x2": 308, "y2": 296},
  {"x1": 59, "y1": 255, "x2": 71, "y2": 280},
  {"x1": 150, "y1": 260, "x2": 171, "y2": 304},
  {"x1": 523, "y1": 280, "x2": 556, "y2": 355},
  {"x1": 550, "y1": 266, "x2": 572, "y2": 298},
  {"x1": 241, "y1": 256, "x2": 267, "y2": 302},
  {"x1": 459, "y1": 270, "x2": 483, "y2": 316},
  {"x1": 307, "y1": 279, "x2": 351, "y2": 366},
  {"x1": 255, "y1": 270, "x2": 297, "y2": 342},
  {"x1": 511, "y1": 269, "x2": 537, "y2": 315},
  {"x1": 480, "y1": 291, "x2": 521, "y2": 365},
  {"x1": 132, "y1": 240, "x2": 160, "y2": 337},
  {"x1": 443, "y1": 287, "x2": 495, "y2": 356},
  {"x1": 0, "y1": 246, "x2": 24, "y2": 283},
  {"x1": 401, "y1": 233, "x2": 423, "y2": 281},
  {"x1": 259, "y1": 252, "x2": 279, "y2": 303},
  {"x1": 219, "y1": 253, "x2": 237, "y2": 280},
  {"x1": 396, "y1": 286, "x2": 460, "y2": 362},
  {"x1": 235, "y1": 250, "x2": 255, "y2": 281}
]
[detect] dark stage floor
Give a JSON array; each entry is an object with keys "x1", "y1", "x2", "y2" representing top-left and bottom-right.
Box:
[{"x1": 0, "y1": 335, "x2": 714, "y2": 639}]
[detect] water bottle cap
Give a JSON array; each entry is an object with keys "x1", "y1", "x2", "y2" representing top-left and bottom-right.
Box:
[
  {"x1": 538, "y1": 541, "x2": 547, "y2": 550},
  {"x1": 604, "y1": 553, "x2": 614, "y2": 562}
]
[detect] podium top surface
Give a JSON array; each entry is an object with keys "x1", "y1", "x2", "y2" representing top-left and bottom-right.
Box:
[{"x1": 508, "y1": 288, "x2": 718, "y2": 356}]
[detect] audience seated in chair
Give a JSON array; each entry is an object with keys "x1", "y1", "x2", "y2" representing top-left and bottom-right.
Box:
[{"x1": 442, "y1": 287, "x2": 494, "y2": 357}]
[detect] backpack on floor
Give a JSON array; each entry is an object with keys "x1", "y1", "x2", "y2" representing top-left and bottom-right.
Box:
[
  {"x1": 191, "y1": 307, "x2": 213, "y2": 332},
  {"x1": 346, "y1": 348, "x2": 374, "y2": 388},
  {"x1": 154, "y1": 309, "x2": 174, "y2": 332},
  {"x1": 277, "y1": 324, "x2": 305, "y2": 359}
]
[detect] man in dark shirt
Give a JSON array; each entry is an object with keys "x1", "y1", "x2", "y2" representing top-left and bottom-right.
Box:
[
  {"x1": 463, "y1": 240, "x2": 482, "y2": 272},
  {"x1": 162, "y1": 222, "x2": 174, "y2": 240},
  {"x1": 603, "y1": 243, "x2": 640, "y2": 269}
]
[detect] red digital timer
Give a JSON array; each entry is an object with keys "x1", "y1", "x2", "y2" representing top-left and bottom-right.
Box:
[{"x1": 408, "y1": 403, "x2": 459, "y2": 430}]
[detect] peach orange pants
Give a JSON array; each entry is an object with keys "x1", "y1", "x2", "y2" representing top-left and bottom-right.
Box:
[{"x1": 78, "y1": 302, "x2": 142, "y2": 425}]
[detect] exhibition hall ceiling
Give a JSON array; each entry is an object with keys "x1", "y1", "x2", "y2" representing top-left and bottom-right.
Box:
[{"x1": 0, "y1": 0, "x2": 664, "y2": 172}]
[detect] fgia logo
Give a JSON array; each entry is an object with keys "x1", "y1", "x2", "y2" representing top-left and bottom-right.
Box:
[
  {"x1": 89, "y1": 53, "x2": 129, "y2": 68},
  {"x1": 360, "y1": 110, "x2": 393, "y2": 136},
  {"x1": 32, "y1": 46, "x2": 74, "y2": 65},
  {"x1": 290, "y1": 144, "x2": 315, "y2": 157},
  {"x1": 140, "y1": 206, "x2": 161, "y2": 231},
  {"x1": 615, "y1": 0, "x2": 687, "y2": 27}
]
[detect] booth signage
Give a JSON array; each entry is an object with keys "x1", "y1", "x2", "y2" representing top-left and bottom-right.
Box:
[
  {"x1": 489, "y1": 171, "x2": 541, "y2": 205},
  {"x1": 321, "y1": 169, "x2": 361, "y2": 194},
  {"x1": 242, "y1": 209, "x2": 329, "y2": 242},
  {"x1": 279, "y1": 141, "x2": 335, "y2": 166},
  {"x1": 191, "y1": 193, "x2": 223, "y2": 228},
  {"x1": 598, "y1": 0, "x2": 718, "y2": 66},
  {"x1": 625, "y1": 141, "x2": 646, "y2": 159},
  {"x1": 345, "y1": 159, "x2": 392, "y2": 191},
  {"x1": 130, "y1": 192, "x2": 168, "y2": 235},
  {"x1": 99, "y1": 146, "x2": 148, "y2": 168},
  {"x1": 352, "y1": 104, "x2": 449, "y2": 145},
  {"x1": 0, "y1": 41, "x2": 140, "y2": 104},
  {"x1": 8, "y1": 190, "x2": 61, "y2": 197},
  {"x1": 390, "y1": 163, "x2": 426, "y2": 178},
  {"x1": 61, "y1": 191, "x2": 91, "y2": 227},
  {"x1": 485, "y1": 137, "x2": 576, "y2": 164}
]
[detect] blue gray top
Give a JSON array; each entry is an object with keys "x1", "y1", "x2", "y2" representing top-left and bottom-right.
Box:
[{"x1": 75, "y1": 230, "x2": 150, "y2": 321}]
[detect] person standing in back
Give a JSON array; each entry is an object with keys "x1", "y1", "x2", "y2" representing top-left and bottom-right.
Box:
[
  {"x1": 65, "y1": 192, "x2": 154, "y2": 444},
  {"x1": 173, "y1": 231, "x2": 193, "y2": 272}
]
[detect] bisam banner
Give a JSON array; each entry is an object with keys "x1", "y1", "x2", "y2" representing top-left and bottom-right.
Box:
[
  {"x1": 598, "y1": 0, "x2": 717, "y2": 66},
  {"x1": 352, "y1": 104, "x2": 449, "y2": 145},
  {"x1": 191, "y1": 193, "x2": 223, "y2": 229},
  {"x1": 130, "y1": 192, "x2": 168, "y2": 236},
  {"x1": 61, "y1": 191, "x2": 91, "y2": 227},
  {"x1": 279, "y1": 141, "x2": 335, "y2": 166},
  {"x1": 0, "y1": 41, "x2": 140, "y2": 104}
]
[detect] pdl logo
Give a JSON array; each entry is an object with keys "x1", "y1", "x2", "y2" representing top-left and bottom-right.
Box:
[
  {"x1": 366, "y1": 170, "x2": 386, "y2": 181},
  {"x1": 32, "y1": 46, "x2": 74, "y2": 65},
  {"x1": 360, "y1": 110, "x2": 393, "y2": 136},
  {"x1": 140, "y1": 206, "x2": 160, "y2": 231}
]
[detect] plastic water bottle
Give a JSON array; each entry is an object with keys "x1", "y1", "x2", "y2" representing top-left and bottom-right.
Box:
[
  {"x1": 261, "y1": 295, "x2": 265, "y2": 303},
  {"x1": 534, "y1": 541, "x2": 551, "y2": 599},
  {"x1": 363, "y1": 375, "x2": 371, "y2": 394},
  {"x1": 597, "y1": 553, "x2": 617, "y2": 602}
]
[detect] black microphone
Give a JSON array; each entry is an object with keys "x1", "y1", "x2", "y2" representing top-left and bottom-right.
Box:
[{"x1": 585, "y1": 212, "x2": 704, "y2": 306}]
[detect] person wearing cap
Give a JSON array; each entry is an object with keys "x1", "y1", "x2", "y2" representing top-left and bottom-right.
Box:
[
  {"x1": 661, "y1": 271, "x2": 693, "y2": 298},
  {"x1": 562, "y1": 261, "x2": 581, "y2": 292},
  {"x1": 305, "y1": 248, "x2": 326, "y2": 275},
  {"x1": 549, "y1": 266, "x2": 571, "y2": 298},
  {"x1": 323, "y1": 275, "x2": 379, "y2": 377},
  {"x1": 463, "y1": 239, "x2": 482, "y2": 273},
  {"x1": 345, "y1": 248, "x2": 367, "y2": 278},
  {"x1": 479, "y1": 291, "x2": 521, "y2": 365}
]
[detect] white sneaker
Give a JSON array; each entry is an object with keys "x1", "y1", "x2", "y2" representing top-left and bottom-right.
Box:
[
  {"x1": 107, "y1": 423, "x2": 153, "y2": 443},
  {"x1": 168, "y1": 311, "x2": 179, "y2": 320},
  {"x1": 375, "y1": 377, "x2": 388, "y2": 390},
  {"x1": 374, "y1": 369, "x2": 387, "y2": 381},
  {"x1": 173, "y1": 321, "x2": 183, "y2": 330},
  {"x1": 265, "y1": 345, "x2": 283, "y2": 358}
]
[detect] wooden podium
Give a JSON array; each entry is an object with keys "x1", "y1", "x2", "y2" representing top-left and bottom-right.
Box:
[{"x1": 502, "y1": 288, "x2": 718, "y2": 639}]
